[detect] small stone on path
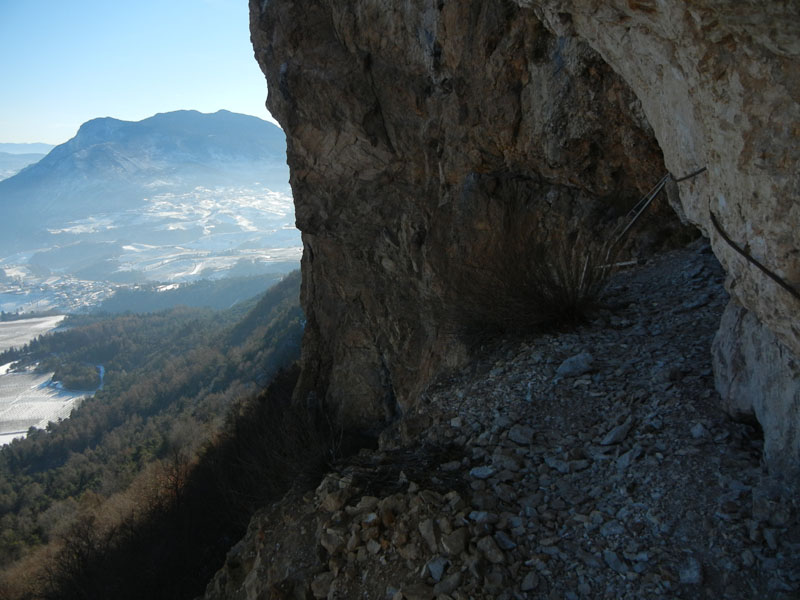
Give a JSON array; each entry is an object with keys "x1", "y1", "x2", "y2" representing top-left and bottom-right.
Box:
[{"x1": 555, "y1": 351, "x2": 594, "y2": 380}]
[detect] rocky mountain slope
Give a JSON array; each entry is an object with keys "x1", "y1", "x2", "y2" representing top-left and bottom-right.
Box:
[
  {"x1": 0, "y1": 110, "x2": 299, "y2": 288},
  {"x1": 0, "y1": 110, "x2": 289, "y2": 253},
  {"x1": 250, "y1": 0, "x2": 799, "y2": 478},
  {"x1": 200, "y1": 3, "x2": 800, "y2": 597},
  {"x1": 204, "y1": 241, "x2": 799, "y2": 599}
]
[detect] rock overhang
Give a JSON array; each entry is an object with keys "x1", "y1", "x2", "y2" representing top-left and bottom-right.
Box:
[{"x1": 250, "y1": 0, "x2": 799, "y2": 477}]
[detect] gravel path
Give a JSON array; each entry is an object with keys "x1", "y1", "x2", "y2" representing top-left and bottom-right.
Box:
[{"x1": 204, "y1": 240, "x2": 799, "y2": 600}]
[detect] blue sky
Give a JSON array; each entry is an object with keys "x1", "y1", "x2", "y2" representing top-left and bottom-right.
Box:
[{"x1": 0, "y1": 0, "x2": 274, "y2": 144}]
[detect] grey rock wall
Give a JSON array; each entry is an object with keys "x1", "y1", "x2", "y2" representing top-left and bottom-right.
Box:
[
  {"x1": 521, "y1": 0, "x2": 800, "y2": 477},
  {"x1": 250, "y1": 0, "x2": 799, "y2": 476},
  {"x1": 251, "y1": 0, "x2": 680, "y2": 429},
  {"x1": 714, "y1": 299, "x2": 800, "y2": 478}
]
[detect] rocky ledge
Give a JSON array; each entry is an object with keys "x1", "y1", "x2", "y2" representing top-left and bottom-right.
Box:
[{"x1": 204, "y1": 241, "x2": 799, "y2": 599}]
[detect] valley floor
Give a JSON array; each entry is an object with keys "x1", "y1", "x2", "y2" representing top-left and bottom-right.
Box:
[
  {"x1": 0, "y1": 316, "x2": 84, "y2": 446},
  {"x1": 0, "y1": 315, "x2": 64, "y2": 353},
  {"x1": 0, "y1": 370, "x2": 87, "y2": 446},
  {"x1": 204, "y1": 240, "x2": 799, "y2": 599}
]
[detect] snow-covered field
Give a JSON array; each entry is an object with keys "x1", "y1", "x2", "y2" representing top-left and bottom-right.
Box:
[
  {"x1": 0, "y1": 315, "x2": 64, "y2": 353},
  {"x1": 0, "y1": 184, "x2": 302, "y2": 312},
  {"x1": 46, "y1": 185, "x2": 303, "y2": 282},
  {"x1": 0, "y1": 316, "x2": 85, "y2": 446},
  {"x1": 0, "y1": 370, "x2": 86, "y2": 446}
]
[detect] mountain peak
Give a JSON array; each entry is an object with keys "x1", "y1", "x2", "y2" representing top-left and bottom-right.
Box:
[
  {"x1": 72, "y1": 116, "x2": 128, "y2": 145},
  {"x1": 0, "y1": 109, "x2": 290, "y2": 253}
]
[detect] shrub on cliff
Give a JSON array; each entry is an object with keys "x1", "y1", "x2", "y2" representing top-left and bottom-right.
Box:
[{"x1": 455, "y1": 231, "x2": 613, "y2": 338}]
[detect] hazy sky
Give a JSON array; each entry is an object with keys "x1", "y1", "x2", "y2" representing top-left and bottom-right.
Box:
[{"x1": 0, "y1": 0, "x2": 275, "y2": 145}]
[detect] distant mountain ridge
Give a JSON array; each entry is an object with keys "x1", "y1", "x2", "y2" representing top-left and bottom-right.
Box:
[
  {"x1": 0, "y1": 152, "x2": 45, "y2": 182},
  {"x1": 0, "y1": 110, "x2": 298, "y2": 294},
  {"x1": 0, "y1": 143, "x2": 54, "y2": 154},
  {"x1": 0, "y1": 110, "x2": 289, "y2": 253},
  {"x1": 42, "y1": 110, "x2": 286, "y2": 172}
]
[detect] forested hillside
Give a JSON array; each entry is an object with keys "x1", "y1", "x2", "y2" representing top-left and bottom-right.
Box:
[
  {"x1": 96, "y1": 272, "x2": 289, "y2": 314},
  {"x1": 0, "y1": 271, "x2": 302, "y2": 590}
]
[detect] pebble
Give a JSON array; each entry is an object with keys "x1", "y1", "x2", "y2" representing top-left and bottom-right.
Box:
[
  {"x1": 679, "y1": 557, "x2": 703, "y2": 584},
  {"x1": 441, "y1": 528, "x2": 468, "y2": 556},
  {"x1": 425, "y1": 556, "x2": 449, "y2": 582},
  {"x1": 477, "y1": 535, "x2": 506, "y2": 563},
  {"x1": 690, "y1": 422, "x2": 709, "y2": 439},
  {"x1": 469, "y1": 466, "x2": 495, "y2": 479},
  {"x1": 554, "y1": 351, "x2": 594, "y2": 380},
  {"x1": 310, "y1": 571, "x2": 334, "y2": 599},
  {"x1": 600, "y1": 520, "x2": 626, "y2": 537},
  {"x1": 604, "y1": 550, "x2": 628, "y2": 574},
  {"x1": 419, "y1": 519, "x2": 438, "y2": 552},
  {"x1": 366, "y1": 539, "x2": 381, "y2": 555},
  {"x1": 521, "y1": 571, "x2": 539, "y2": 591},
  {"x1": 508, "y1": 423, "x2": 535, "y2": 445},
  {"x1": 545, "y1": 456, "x2": 570, "y2": 473},
  {"x1": 741, "y1": 549, "x2": 755, "y2": 567},
  {"x1": 616, "y1": 444, "x2": 642, "y2": 472},
  {"x1": 601, "y1": 415, "x2": 633, "y2": 446},
  {"x1": 400, "y1": 583, "x2": 433, "y2": 600},
  {"x1": 494, "y1": 530, "x2": 517, "y2": 550},
  {"x1": 432, "y1": 572, "x2": 462, "y2": 596}
]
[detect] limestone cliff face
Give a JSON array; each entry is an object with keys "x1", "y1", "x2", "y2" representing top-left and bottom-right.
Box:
[
  {"x1": 250, "y1": 1, "x2": 799, "y2": 472},
  {"x1": 526, "y1": 1, "x2": 799, "y2": 352},
  {"x1": 521, "y1": 0, "x2": 800, "y2": 476},
  {"x1": 251, "y1": 0, "x2": 674, "y2": 428}
]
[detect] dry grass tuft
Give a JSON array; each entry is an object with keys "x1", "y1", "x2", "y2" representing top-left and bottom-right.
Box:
[{"x1": 453, "y1": 230, "x2": 615, "y2": 340}]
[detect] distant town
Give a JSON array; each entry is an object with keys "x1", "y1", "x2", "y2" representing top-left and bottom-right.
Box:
[{"x1": 0, "y1": 271, "x2": 116, "y2": 315}]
